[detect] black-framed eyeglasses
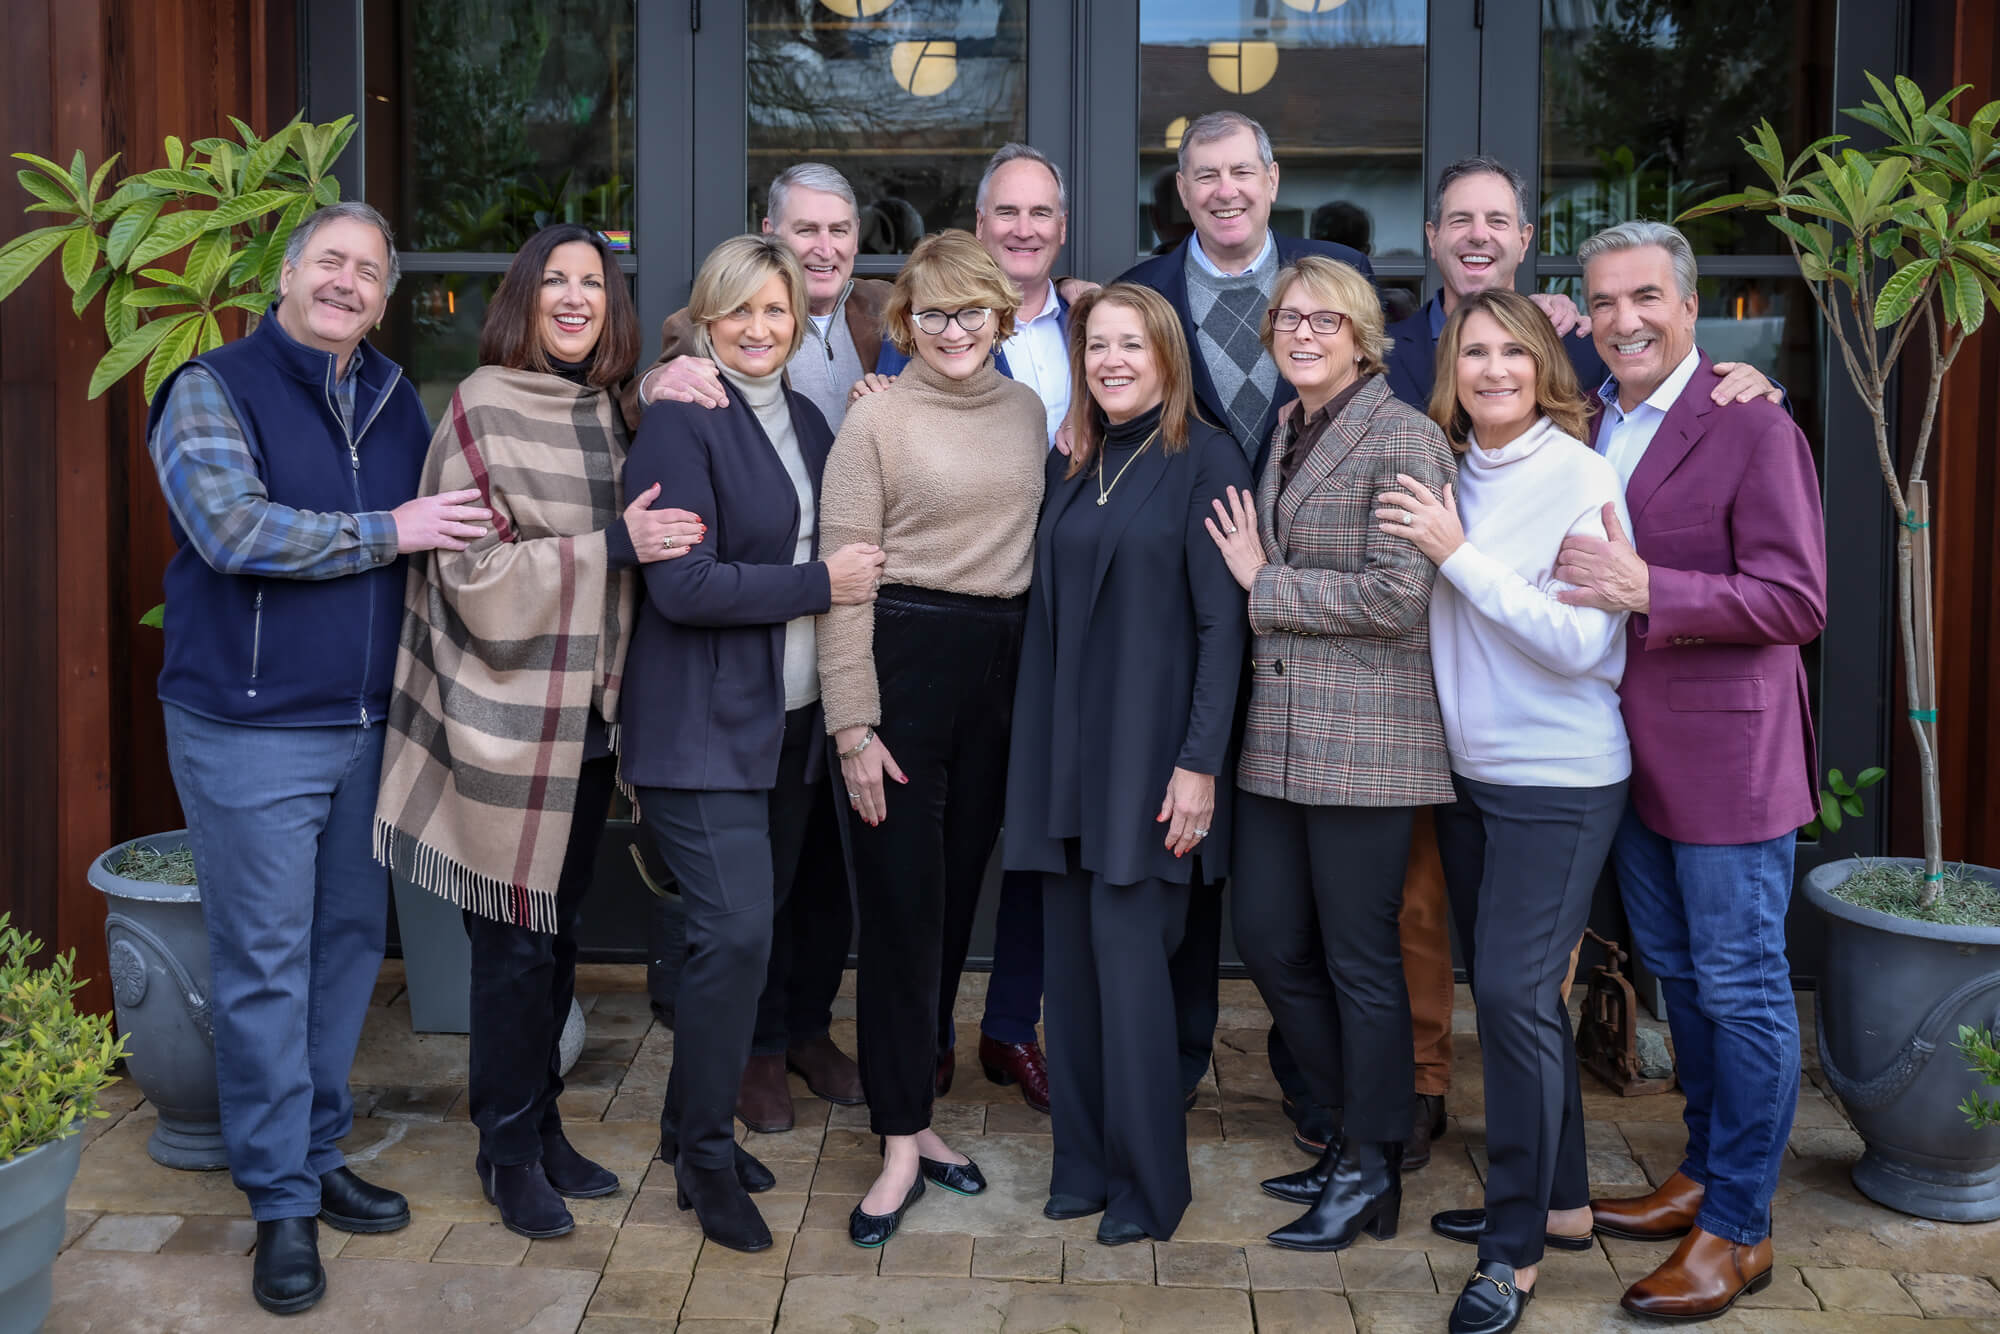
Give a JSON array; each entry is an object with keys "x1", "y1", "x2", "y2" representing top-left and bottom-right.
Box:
[
  {"x1": 911, "y1": 307, "x2": 991, "y2": 335},
  {"x1": 1268, "y1": 308, "x2": 1347, "y2": 335}
]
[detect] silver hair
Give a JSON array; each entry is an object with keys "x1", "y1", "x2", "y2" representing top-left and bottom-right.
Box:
[
  {"x1": 1429, "y1": 156, "x2": 1530, "y2": 229},
  {"x1": 1176, "y1": 111, "x2": 1275, "y2": 176},
  {"x1": 283, "y1": 200, "x2": 400, "y2": 294},
  {"x1": 1579, "y1": 220, "x2": 1701, "y2": 300},
  {"x1": 766, "y1": 163, "x2": 858, "y2": 226},
  {"x1": 976, "y1": 143, "x2": 1068, "y2": 216}
]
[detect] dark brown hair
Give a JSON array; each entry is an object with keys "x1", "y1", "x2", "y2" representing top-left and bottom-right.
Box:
[
  {"x1": 1426, "y1": 287, "x2": 1589, "y2": 451},
  {"x1": 1062, "y1": 283, "x2": 1200, "y2": 478},
  {"x1": 477, "y1": 224, "x2": 639, "y2": 389}
]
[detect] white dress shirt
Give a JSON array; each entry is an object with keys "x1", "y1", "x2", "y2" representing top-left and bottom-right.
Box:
[
  {"x1": 1598, "y1": 346, "x2": 1701, "y2": 487},
  {"x1": 1189, "y1": 228, "x2": 1276, "y2": 279},
  {"x1": 999, "y1": 280, "x2": 1071, "y2": 446}
]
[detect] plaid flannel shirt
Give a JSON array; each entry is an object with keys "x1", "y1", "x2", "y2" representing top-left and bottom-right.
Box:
[{"x1": 148, "y1": 346, "x2": 400, "y2": 580}]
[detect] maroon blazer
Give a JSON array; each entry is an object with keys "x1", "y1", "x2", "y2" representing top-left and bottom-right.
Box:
[{"x1": 1596, "y1": 351, "x2": 1826, "y2": 846}]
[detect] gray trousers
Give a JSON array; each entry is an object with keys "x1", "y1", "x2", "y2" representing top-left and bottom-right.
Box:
[{"x1": 1434, "y1": 772, "x2": 1627, "y2": 1267}]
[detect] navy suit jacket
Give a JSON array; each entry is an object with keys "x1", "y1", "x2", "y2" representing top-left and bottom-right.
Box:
[
  {"x1": 1116, "y1": 233, "x2": 1373, "y2": 478},
  {"x1": 1383, "y1": 293, "x2": 1609, "y2": 413},
  {"x1": 874, "y1": 289, "x2": 1071, "y2": 380}
]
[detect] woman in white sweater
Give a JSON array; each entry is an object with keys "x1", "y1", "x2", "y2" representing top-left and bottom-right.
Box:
[{"x1": 1375, "y1": 287, "x2": 1630, "y2": 1334}]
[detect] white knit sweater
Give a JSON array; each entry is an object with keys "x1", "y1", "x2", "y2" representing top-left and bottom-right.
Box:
[{"x1": 1429, "y1": 416, "x2": 1631, "y2": 787}]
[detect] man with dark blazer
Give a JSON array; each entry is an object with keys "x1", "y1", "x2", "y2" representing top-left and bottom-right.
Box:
[{"x1": 1553, "y1": 222, "x2": 1824, "y2": 1321}]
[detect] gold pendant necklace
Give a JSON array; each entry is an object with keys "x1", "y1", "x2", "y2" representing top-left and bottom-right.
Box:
[{"x1": 1096, "y1": 425, "x2": 1160, "y2": 505}]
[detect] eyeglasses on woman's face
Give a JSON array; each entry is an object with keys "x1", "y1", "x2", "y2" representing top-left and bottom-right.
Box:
[
  {"x1": 1268, "y1": 308, "x2": 1347, "y2": 336},
  {"x1": 911, "y1": 307, "x2": 991, "y2": 335}
]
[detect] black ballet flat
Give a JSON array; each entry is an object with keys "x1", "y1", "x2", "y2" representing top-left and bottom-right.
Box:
[
  {"x1": 919, "y1": 1155, "x2": 986, "y2": 1196},
  {"x1": 1096, "y1": 1215, "x2": 1153, "y2": 1246},
  {"x1": 1431, "y1": 1207, "x2": 1595, "y2": 1251},
  {"x1": 1044, "y1": 1193, "x2": 1106, "y2": 1221},
  {"x1": 849, "y1": 1175, "x2": 926, "y2": 1248},
  {"x1": 1448, "y1": 1260, "x2": 1534, "y2": 1334}
]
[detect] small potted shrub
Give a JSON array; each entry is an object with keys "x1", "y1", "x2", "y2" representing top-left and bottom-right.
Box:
[{"x1": 0, "y1": 915, "x2": 126, "y2": 1334}]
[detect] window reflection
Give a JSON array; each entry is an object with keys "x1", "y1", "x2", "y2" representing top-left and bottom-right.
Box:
[
  {"x1": 1137, "y1": 0, "x2": 1428, "y2": 261},
  {"x1": 1539, "y1": 0, "x2": 1834, "y2": 256},
  {"x1": 378, "y1": 275, "x2": 503, "y2": 422},
  {"x1": 746, "y1": 0, "x2": 1029, "y2": 251}
]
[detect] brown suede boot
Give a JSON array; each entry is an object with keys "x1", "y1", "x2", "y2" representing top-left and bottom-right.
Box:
[
  {"x1": 1620, "y1": 1226, "x2": 1774, "y2": 1320},
  {"x1": 786, "y1": 1033, "x2": 865, "y2": 1106},
  {"x1": 1591, "y1": 1170, "x2": 1705, "y2": 1241},
  {"x1": 735, "y1": 1052, "x2": 794, "y2": 1134}
]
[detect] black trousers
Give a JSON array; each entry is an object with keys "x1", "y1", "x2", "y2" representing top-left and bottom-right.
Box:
[
  {"x1": 848, "y1": 586, "x2": 1025, "y2": 1137},
  {"x1": 638, "y1": 705, "x2": 818, "y2": 1169},
  {"x1": 1167, "y1": 876, "x2": 1223, "y2": 1098},
  {"x1": 1435, "y1": 772, "x2": 1627, "y2": 1267},
  {"x1": 1044, "y1": 862, "x2": 1192, "y2": 1239},
  {"x1": 463, "y1": 756, "x2": 619, "y2": 1166},
  {"x1": 1232, "y1": 792, "x2": 1416, "y2": 1144}
]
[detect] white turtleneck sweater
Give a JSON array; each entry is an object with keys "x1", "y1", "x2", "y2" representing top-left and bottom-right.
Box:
[
  {"x1": 723, "y1": 364, "x2": 820, "y2": 710},
  {"x1": 1428, "y1": 415, "x2": 1632, "y2": 788}
]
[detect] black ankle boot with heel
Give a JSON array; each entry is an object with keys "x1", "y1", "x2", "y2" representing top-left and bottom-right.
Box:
[
  {"x1": 477, "y1": 1154, "x2": 575, "y2": 1239},
  {"x1": 1266, "y1": 1139, "x2": 1403, "y2": 1252},
  {"x1": 1260, "y1": 1132, "x2": 1347, "y2": 1204},
  {"x1": 677, "y1": 1161, "x2": 774, "y2": 1253}
]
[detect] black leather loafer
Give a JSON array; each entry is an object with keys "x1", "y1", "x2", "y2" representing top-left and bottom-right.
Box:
[
  {"x1": 478, "y1": 1154, "x2": 576, "y2": 1239},
  {"x1": 1448, "y1": 1260, "x2": 1533, "y2": 1334},
  {"x1": 1043, "y1": 1193, "x2": 1106, "y2": 1221},
  {"x1": 1431, "y1": 1207, "x2": 1595, "y2": 1251},
  {"x1": 1096, "y1": 1215, "x2": 1152, "y2": 1246},
  {"x1": 919, "y1": 1155, "x2": 986, "y2": 1196},
  {"x1": 252, "y1": 1217, "x2": 325, "y2": 1315},
  {"x1": 849, "y1": 1176, "x2": 926, "y2": 1248},
  {"x1": 658, "y1": 1130, "x2": 776, "y2": 1193},
  {"x1": 317, "y1": 1166, "x2": 410, "y2": 1234},
  {"x1": 540, "y1": 1129, "x2": 619, "y2": 1199}
]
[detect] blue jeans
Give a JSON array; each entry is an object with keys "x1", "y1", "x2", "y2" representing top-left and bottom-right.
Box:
[
  {"x1": 162, "y1": 703, "x2": 388, "y2": 1221},
  {"x1": 1611, "y1": 806, "x2": 1799, "y2": 1245}
]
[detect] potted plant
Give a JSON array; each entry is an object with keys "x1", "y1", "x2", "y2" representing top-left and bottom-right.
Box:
[
  {"x1": 1683, "y1": 76, "x2": 2000, "y2": 1221},
  {"x1": 0, "y1": 916, "x2": 126, "y2": 1334}
]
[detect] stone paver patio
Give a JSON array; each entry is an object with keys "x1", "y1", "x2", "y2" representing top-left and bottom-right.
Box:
[{"x1": 43, "y1": 964, "x2": 2000, "y2": 1332}]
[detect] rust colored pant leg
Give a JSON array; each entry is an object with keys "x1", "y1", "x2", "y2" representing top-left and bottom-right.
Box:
[{"x1": 1400, "y1": 808, "x2": 1455, "y2": 1098}]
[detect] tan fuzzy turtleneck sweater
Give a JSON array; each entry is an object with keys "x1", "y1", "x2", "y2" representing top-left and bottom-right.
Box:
[{"x1": 817, "y1": 354, "x2": 1047, "y2": 733}]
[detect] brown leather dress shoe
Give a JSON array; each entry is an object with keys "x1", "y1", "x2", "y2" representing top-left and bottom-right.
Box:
[
  {"x1": 977, "y1": 1035, "x2": 1050, "y2": 1114},
  {"x1": 934, "y1": 1046, "x2": 955, "y2": 1099},
  {"x1": 1591, "y1": 1170, "x2": 1705, "y2": 1241},
  {"x1": 735, "y1": 1052, "x2": 794, "y2": 1134},
  {"x1": 1404, "y1": 1092, "x2": 1448, "y2": 1171},
  {"x1": 1620, "y1": 1226, "x2": 1773, "y2": 1320},
  {"x1": 786, "y1": 1034, "x2": 865, "y2": 1106}
]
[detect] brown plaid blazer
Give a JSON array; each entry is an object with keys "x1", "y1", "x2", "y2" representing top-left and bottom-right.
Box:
[{"x1": 1237, "y1": 374, "x2": 1459, "y2": 808}]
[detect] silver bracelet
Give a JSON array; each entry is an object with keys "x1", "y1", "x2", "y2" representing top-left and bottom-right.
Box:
[{"x1": 839, "y1": 728, "x2": 876, "y2": 760}]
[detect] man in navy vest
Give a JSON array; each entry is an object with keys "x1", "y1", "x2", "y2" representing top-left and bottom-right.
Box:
[{"x1": 148, "y1": 201, "x2": 490, "y2": 1315}]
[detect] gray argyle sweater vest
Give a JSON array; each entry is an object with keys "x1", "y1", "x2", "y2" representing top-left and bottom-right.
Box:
[{"x1": 1185, "y1": 240, "x2": 1281, "y2": 458}]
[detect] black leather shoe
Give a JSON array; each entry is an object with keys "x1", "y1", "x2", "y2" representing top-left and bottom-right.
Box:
[
  {"x1": 849, "y1": 1175, "x2": 925, "y2": 1248},
  {"x1": 919, "y1": 1155, "x2": 986, "y2": 1196},
  {"x1": 1448, "y1": 1260, "x2": 1534, "y2": 1334},
  {"x1": 677, "y1": 1161, "x2": 773, "y2": 1252},
  {"x1": 478, "y1": 1154, "x2": 575, "y2": 1239},
  {"x1": 540, "y1": 1128, "x2": 620, "y2": 1199},
  {"x1": 1407, "y1": 1092, "x2": 1449, "y2": 1171},
  {"x1": 658, "y1": 1129, "x2": 776, "y2": 1193},
  {"x1": 252, "y1": 1217, "x2": 325, "y2": 1315},
  {"x1": 1096, "y1": 1215, "x2": 1152, "y2": 1246},
  {"x1": 1044, "y1": 1193, "x2": 1105, "y2": 1221},
  {"x1": 1282, "y1": 1094, "x2": 1341, "y2": 1156},
  {"x1": 317, "y1": 1166, "x2": 410, "y2": 1233},
  {"x1": 1267, "y1": 1139, "x2": 1402, "y2": 1252},
  {"x1": 1431, "y1": 1207, "x2": 1595, "y2": 1251},
  {"x1": 1262, "y1": 1134, "x2": 1346, "y2": 1204},
  {"x1": 934, "y1": 1047, "x2": 955, "y2": 1099}
]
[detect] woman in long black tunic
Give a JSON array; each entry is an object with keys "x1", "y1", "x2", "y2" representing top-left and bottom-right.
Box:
[{"x1": 1001, "y1": 282, "x2": 1250, "y2": 1244}]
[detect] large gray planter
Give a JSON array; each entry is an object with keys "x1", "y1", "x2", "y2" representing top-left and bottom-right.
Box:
[
  {"x1": 0, "y1": 1132, "x2": 85, "y2": 1334},
  {"x1": 1805, "y1": 857, "x2": 2000, "y2": 1221},
  {"x1": 86, "y1": 832, "x2": 227, "y2": 1171}
]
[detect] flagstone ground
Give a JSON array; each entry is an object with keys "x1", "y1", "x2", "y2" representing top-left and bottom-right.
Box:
[{"x1": 43, "y1": 965, "x2": 2000, "y2": 1333}]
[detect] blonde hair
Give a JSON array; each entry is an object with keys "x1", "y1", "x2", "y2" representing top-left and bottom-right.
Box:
[
  {"x1": 688, "y1": 234, "x2": 809, "y2": 364},
  {"x1": 883, "y1": 230, "x2": 1020, "y2": 355},
  {"x1": 1260, "y1": 255, "x2": 1388, "y2": 378},
  {"x1": 1063, "y1": 284, "x2": 1204, "y2": 477},
  {"x1": 1427, "y1": 288, "x2": 1589, "y2": 452}
]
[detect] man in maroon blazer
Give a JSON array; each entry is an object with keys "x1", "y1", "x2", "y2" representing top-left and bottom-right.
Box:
[{"x1": 1554, "y1": 221, "x2": 1826, "y2": 1321}]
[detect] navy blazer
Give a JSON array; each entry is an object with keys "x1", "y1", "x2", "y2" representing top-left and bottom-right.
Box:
[
  {"x1": 1383, "y1": 293, "x2": 1608, "y2": 413},
  {"x1": 620, "y1": 387, "x2": 835, "y2": 791},
  {"x1": 1116, "y1": 233, "x2": 1374, "y2": 479},
  {"x1": 874, "y1": 288, "x2": 1071, "y2": 380}
]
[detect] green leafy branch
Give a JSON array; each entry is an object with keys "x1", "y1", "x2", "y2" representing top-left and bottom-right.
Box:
[
  {"x1": 1959, "y1": 1025, "x2": 2000, "y2": 1129},
  {"x1": 1802, "y1": 766, "x2": 1887, "y2": 840},
  {"x1": 0, "y1": 914, "x2": 127, "y2": 1164},
  {"x1": 0, "y1": 113, "x2": 355, "y2": 402}
]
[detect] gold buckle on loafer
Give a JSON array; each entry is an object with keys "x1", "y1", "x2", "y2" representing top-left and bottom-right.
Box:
[{"x1": 1472, "y1": 1270, "x2": 1513, "y2": 1297}]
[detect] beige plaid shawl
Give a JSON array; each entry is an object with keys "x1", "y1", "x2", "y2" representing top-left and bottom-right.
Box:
[{"x1": 374, "y1": 365, "x2": 637, "y2": 929}]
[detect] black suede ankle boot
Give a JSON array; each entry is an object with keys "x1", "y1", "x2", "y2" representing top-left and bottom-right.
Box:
[
  {"x1": 539, "y1": 1127, "x2": 619, "y2": 1199},
  {"x1": 477, "y1": 1154, "x2": 575, "y2": 1239},
  {"x1": 677, "y1": 1161, "x2": 773, "y2": 1253}
]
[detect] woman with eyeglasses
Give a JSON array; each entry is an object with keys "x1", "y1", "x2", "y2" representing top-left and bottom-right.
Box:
[
  {"x1": 817, "y1": 230, "x2": 1048, "y2": 1248},
  {"x1": 1207, "y1": 255, "x2": 1457, "y2": 1255}
]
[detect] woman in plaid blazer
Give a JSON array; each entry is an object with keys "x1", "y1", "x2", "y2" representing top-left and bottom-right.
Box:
[{"x1": 1208, "y1": 255, "x2": 1457, "y2": 1254}]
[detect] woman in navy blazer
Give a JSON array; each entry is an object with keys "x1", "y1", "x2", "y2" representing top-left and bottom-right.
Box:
[
  {"x1": 1002, "y1": 283, "x2": 1249, "y2": 1244},
  {"x1": 621, "y1": 235, "x2": 884, "y2": 1254}
]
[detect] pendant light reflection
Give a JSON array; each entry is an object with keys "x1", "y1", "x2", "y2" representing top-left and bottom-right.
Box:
[
  {"x1": 1207, "y1": 41, "x2": 1279, "y2": 95},
  {"x1": 1164, "y1": 116, "x2": 1189, "y2": 151},
  {"x1": 891, "y1": 40, "x2": 958, "y2": 97},
  {"x1": 818, "y1": 0, "x2": 895, "y2": 16}
]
